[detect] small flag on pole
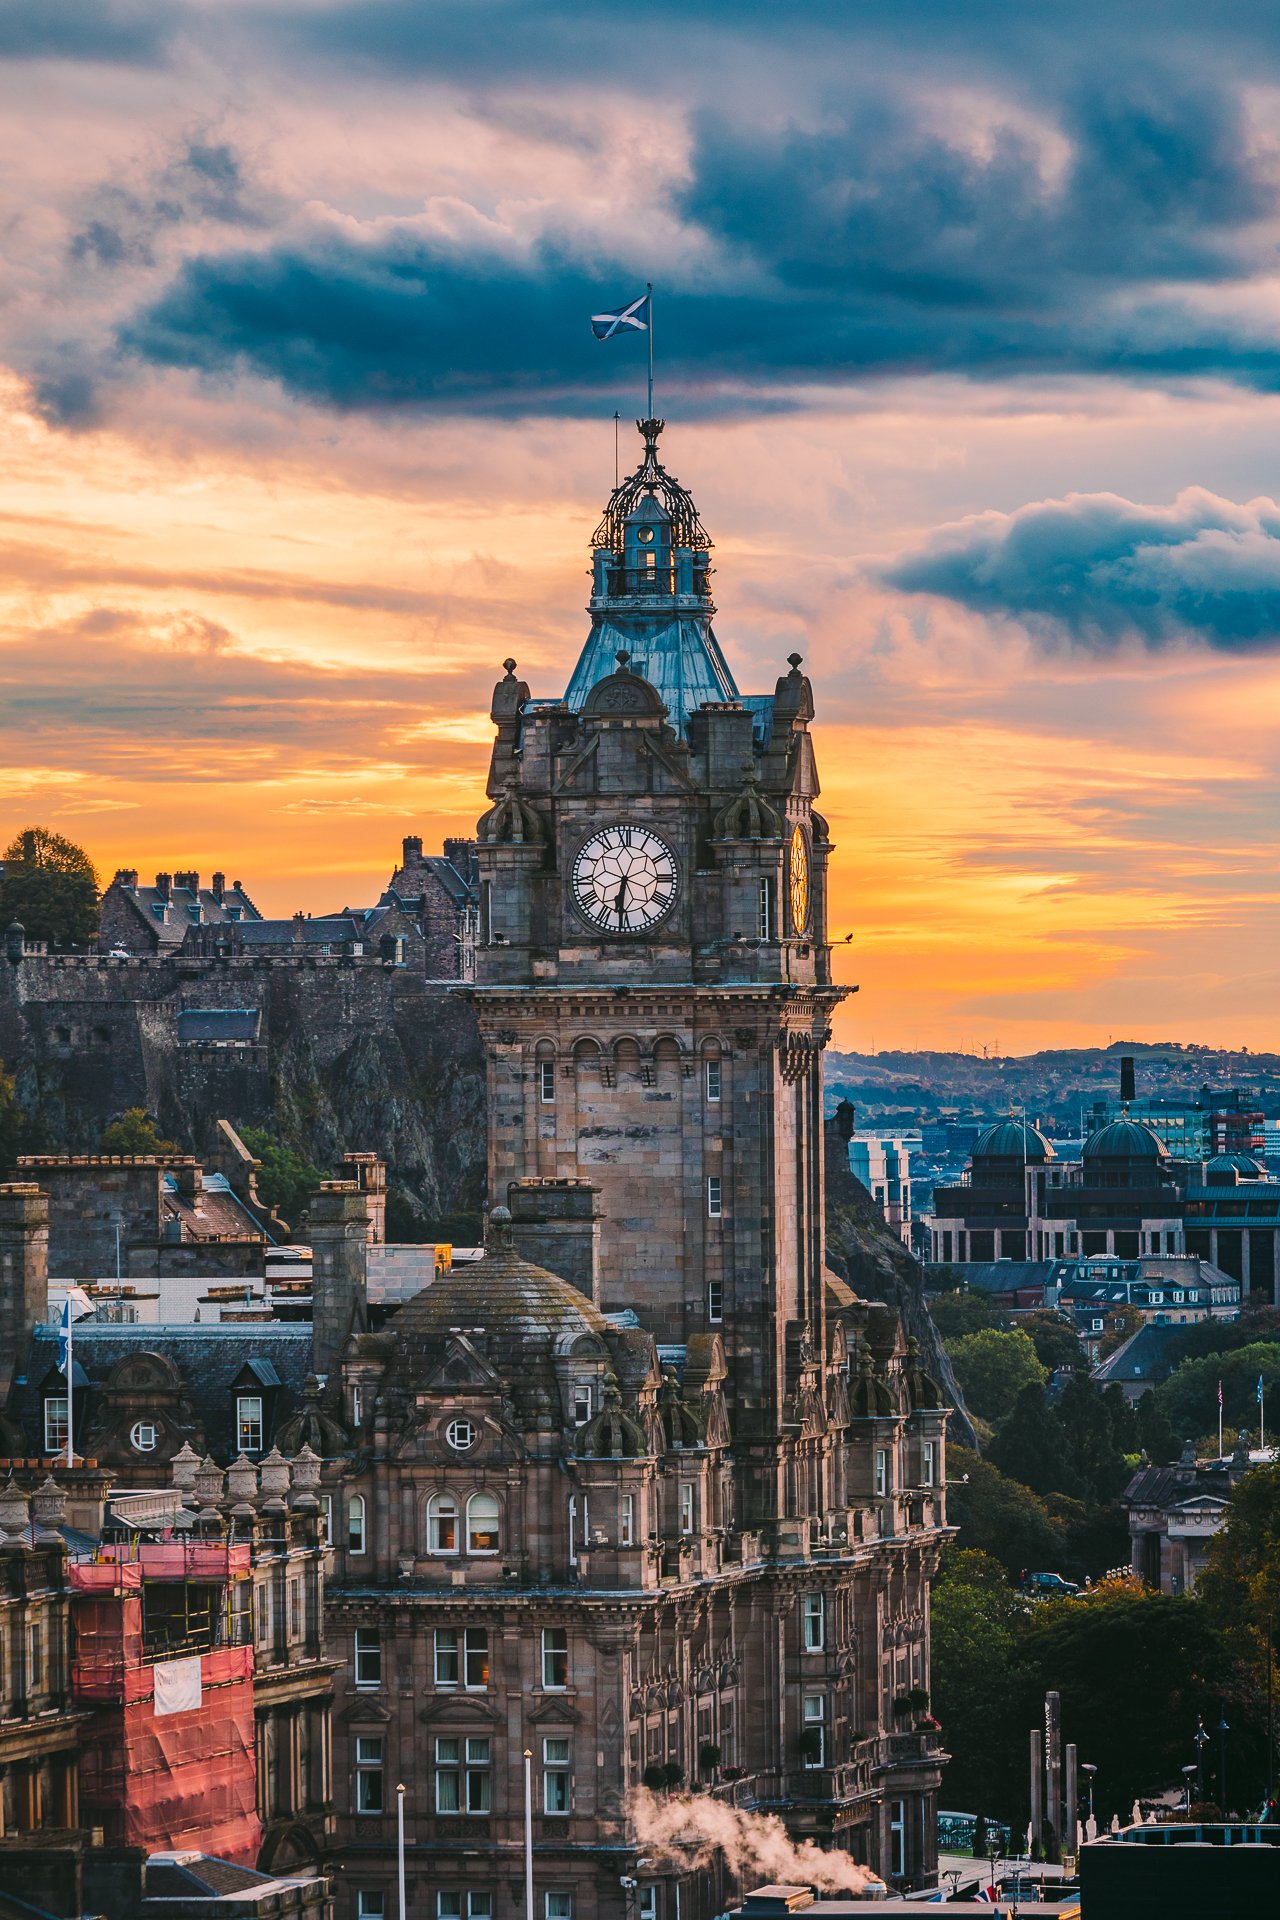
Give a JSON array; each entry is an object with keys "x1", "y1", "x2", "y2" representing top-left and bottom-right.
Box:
[
  {"x1": 1259, "y1": 1374, "x2": 1266, "y2": 1404},
  {"x1": 57, "y1": 1299, "x2": 72, "y2": 1375},
  {"x1": 1218, "y1": 1379, "x2": 1224, "y2": 1407},
  {"x1": 591, "y1": 292, "x2": 650, "y2": 339}
]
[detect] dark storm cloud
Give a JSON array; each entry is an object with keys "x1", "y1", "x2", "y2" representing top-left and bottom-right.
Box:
[
  {"x1": 69, "y1": 141, "x2": 275, "y2": 272},
  {"x1": 883, "y1": 489, "x2": 1280, "y2": 651},
  {"x1": 0, "y1": 0, "x2": 174, "y2": 62},
  {"x1": 106, "y1": 60, "x2": 1280, "y2": 422}
]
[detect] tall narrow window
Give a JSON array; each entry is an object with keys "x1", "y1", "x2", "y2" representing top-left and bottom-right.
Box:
[
  {"x1": 921, "y1": 1440, "x2": 936, "y2": 1488},
  {"x1": 707, "y1": 1177, "x2": 722, "y2": 1219},
  {"x1": 466, "y1": 1492, "x2": 500, "y2": 1554},
  {"x1": 874, "y1": 1449, "x2": 888, "y2": 1498},
  {"x1": 639, "y1": 1892, "x2": 658, "y2": 1920},
  {"x1": 542, "y1": 1627, "x2": 569, "y2": 1690},
  {"x1": 236, "y1": 1393, "x2": 264, "y2": 1454},
  {"x1": 320, "y1": 1494, "x2": 334, "y2": 1546},
  {"x1": 540, "y1": 1060, "x2": 556, "y2": 1103},
  {"x1": 435, "y1": 1628, "x2": 460, "y2": 1686},
  {"x1": 802, "y1": 1593, "x2": 825, "y2": 1652},
  {"x1": 428, "y1": 1494, "x2": 459, "y2": 1553},
  {"x1": 464, "y1": 1739, "x2": 492, "y2": 1812},
  {"x1": 464, "y1": 1627, "x2": 490, "y2": 1691},
  {"x1": 348, "y1": 1495, "x2": 367, "y2": 1555},
  {"x1": 620, "y1": 1493, "x2": 635, "y2": 1546},
  {"x1": 354, "y1": 1627, "x2": 382, "y2": 1690},
  {"x1": 545, "y1": 1898, "x2": 573, "y2": 1920},
  {"x1": 704, "y1": 1058, "x2": 721, "y2": 1102},
  {"x1": 890, "y1": 1798, "x2": 906, "y2": 1878},
  {"x1": 679, "y1": 1483, "x2": 694, "y2": 1534},
  {"x1": 572, "y1": 1384, "x2": 593, "y2": 1426},
  {"x1": 351, "y1": 1384, "x2": 363, "y2": 1427},
  {"x1": 543, "y1": 1737, "x2": 571, "y2": 1813},
  {"x1": 355, "y1": 1737, "x2": 384, "y2": 1812},
  {"x1": 802, "y1": 1693, "x2": 826, "y2": 1768},
  {"x1": 706, "y1": 1278, "x2": 723, "y2": 1323},
  {"x1": 758, "y1": 878, "x2": 772, "y2": 940}
]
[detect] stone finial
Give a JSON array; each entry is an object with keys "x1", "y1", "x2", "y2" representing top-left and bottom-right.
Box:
[
  {"x1": 0, "y1": 1477, "x2": 30, "y2": 1536},
  {"x1": 194, "y1": 1455, "x2": 225, "y2": 1505},
  {"x1": 258, "y1": 1446, "x2": 291, "y2": 1499},
  {"x1": 291, "y1": 1443, "x2": 322, "y2": 1490},
  {"x1": 477, "y1": 777, "x2": 545, "y2": 846},
  {"x1": 712, "y1": 763, "x2": 782, "y2": 842},
  {"x1": 31, "y1": 1475, "x2": 66, "y2": 1532},
  {"x1": 226, "y1": 1454, "x2": 259, "y2": 1504},
  {"x1": 486, "y1": 1205, "x2": 514, "y2": 1251},
  {"x1": 170, "y1": 1441, "x2": 201, "y2": 1494}
]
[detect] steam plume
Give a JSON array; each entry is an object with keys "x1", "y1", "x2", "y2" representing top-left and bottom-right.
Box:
[{"x1": 629, "y1": 1788, "x2": 881, "y2": 1895}]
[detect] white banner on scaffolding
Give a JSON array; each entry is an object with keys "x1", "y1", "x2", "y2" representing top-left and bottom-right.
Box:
[{"x1": 153, "y1": 1655, "x2": 203, "y2": 1716}]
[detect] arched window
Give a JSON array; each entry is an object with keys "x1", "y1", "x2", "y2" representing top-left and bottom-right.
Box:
[
  {"x1": 427, "y1": 1493, "x2": 459, "y2": 1554},
  {"x1": 347, "y1": 1495, "x2": 366, "y2": 1555},
  {"x1": 467, "y1": 1492, "x2": 500, "y2": 1554}
]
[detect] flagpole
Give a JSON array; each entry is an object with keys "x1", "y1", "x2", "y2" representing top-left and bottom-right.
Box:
[
  {"x1": 65, "y1": 1303, "x2": 73, "y2": 1471},
  {"x1": 1218, "y1": 1382, "x2": 1223, "y2": 1461},
  {"x1": 646, "y1": 281, "x2": 654, "y2": 420}
]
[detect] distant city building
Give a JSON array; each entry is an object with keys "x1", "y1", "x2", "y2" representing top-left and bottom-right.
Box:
[
  {"x1": 98, "y1": 870, "x2": 263, "y2": 954},
  {"x1": 1124, "y1": 1438, "x2": 1256, "y2": 1593},
  {"x1": 846, "y1": 1133, "x2": 918, "y2": 1245}
]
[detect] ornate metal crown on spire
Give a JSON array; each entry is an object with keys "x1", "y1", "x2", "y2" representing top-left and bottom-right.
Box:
[{"x1": 592, "y1": 418, "x2": 712, "y2": 554}]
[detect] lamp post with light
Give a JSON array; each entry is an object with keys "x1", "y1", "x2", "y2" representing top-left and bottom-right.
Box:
[{"x1": 1193, "y1": 1716, "x2": 1209, "y2": 1806}]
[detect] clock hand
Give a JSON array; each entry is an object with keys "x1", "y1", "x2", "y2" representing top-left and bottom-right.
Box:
[{"x1": 614, "y1": 874, "x2": 628, "y2": 920}]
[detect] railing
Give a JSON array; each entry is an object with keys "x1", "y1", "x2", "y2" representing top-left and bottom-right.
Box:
[{"x1": 879, "y1": 1729, "x2": 945, "y2": 1768}]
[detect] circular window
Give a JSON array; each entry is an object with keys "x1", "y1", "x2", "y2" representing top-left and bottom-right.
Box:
[
  {"x1": 445, "y1": 1418, "x2": 476, "y2": 1453},
  {"x1": 636, "y1": 525, "x2": 655, "y2": 545},
  {"x1": 130, "y1": 1420, "x2": 158, "y2": 1453}
]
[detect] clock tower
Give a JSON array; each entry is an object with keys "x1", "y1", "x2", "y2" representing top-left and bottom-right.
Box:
[{"x1": 470, "y1": 419, "x2": 846, "y2": 1472}]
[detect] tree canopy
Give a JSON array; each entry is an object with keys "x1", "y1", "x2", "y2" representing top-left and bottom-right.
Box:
[
  {"x1": 1019, "y1": 1308, "x2": 1089, "y2": 1375},
  {"x1": 0, "y1": 826, "x2": 99, "y2": 948},
  {"x1": 99, "y1": 1109, "x2": 177, "y2": 1156},
  {"x1": 0, "y1": 1061, "x2": 25, "y2": 1175},
  {"x1": 238, "y1": 1124, "x2": 323, "y2": 1230},
  {"x1": 1155, "y1": 1342, "x2": 1280, "y2": 1445},
  {"x1": 928, "y1": 1289, "x2": 1009, "y2": 1339},
  {"x1": 945, "y1": 1444, "x2": 1065, "y2": 1577},
  {"x1": 947, "y1": 1327, "x2": 1049, "y2": 1423}
]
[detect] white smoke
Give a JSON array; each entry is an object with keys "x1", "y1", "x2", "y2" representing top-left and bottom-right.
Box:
[{"x1": 629, "y1": 1788, "x2": 882, "y2": 1896}]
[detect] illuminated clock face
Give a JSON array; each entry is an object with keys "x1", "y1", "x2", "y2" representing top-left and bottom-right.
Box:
[
  {"x1": 571, "y1": 826, "x2": 678, "y2": 934},
  {"x1": 789, "y1": 824, "x2": 810, "y2": 933}
]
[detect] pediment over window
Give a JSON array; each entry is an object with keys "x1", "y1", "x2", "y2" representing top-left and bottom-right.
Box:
[
  {"x1": 528, "y1": 1696, "x2": 582, "y2": 1725},
  {"x1": 338, "y1": 1698, "x2": 392, "y2": 1725},
  {"x1": 419, "y1": 1695, "x2": 499, "y2": 1725},
  {"x1": 421, "y1": 1336, "x2": 504, "y2": 1396}
]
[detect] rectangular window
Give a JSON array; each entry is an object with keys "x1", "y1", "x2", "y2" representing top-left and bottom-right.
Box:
[
  {"x1": 320, "y1": 1493, "x2": 334, "y2": 1546},
  {"x1": 436, "y1": 1737, "x2": 461, "y2": 1812},
  {"x1": 545, "y1": 1899, "x2": 573, "y2": 1920},
  {"x1": 354, "y1": 1627, "x2": 381, "y2": 1690},
  {"x1": 358, "y1": 1896, "x2": 386, "y2": 1920},
  {"x1": 890, "y1": 1798, "x2": 906, "y2": 1878},
  {"x1": 540, "y1": 1060, "x2": 556, "y2": 1102},
  {"x1": 435, "y1": 1629, "x2": 459, "y2": 1687},
  {"x1": 921, "y1": 1440, "x2": 936, "y2": 1488},
  {"x1": 348, "y1": 1495, "x2": 366, "y2": 1554},
  {"x1": 465, "y1": 1738, "x2": 491, "y2": 1812},
  {"x1": 706, "y1": 1278, "x2": 723, "y2": 1323},
  {"x1": 465, "y1": 1627, "x2": 490, "y2": 1691},
  {"x1": 620, "y1": 1493, "x2": 635, "y2": 1546},
  {"x1": 469, "y1": 1900, "x2": 493, "y2": 1920},
  {"x1": 44, "y1": 1396, "x2": 69, "y2": 1455},
  {"x1": 542, "y1": 1627, "x2": 569, "y2": 1690},
  {"x1": 26, "y1": 1622, "x2": 41, "y2": 1692},
  {"x1": 352, "y1": 1384, "x2": 363, "y2": 1427},
  {"x1": 438, "y1": 1900, "x2": 463, "y2": 1920},
  {"x1": 874, "y1": 1448, "x2": 888, "y2": 1498},
  {"x1": 707, "y1": 1176, "x2": 722, "y2": 1219},
  {"x1": 289, "y1": 1579, "x2": 302, "y2": 1638},
  {"x1": 355, "y1": 1737, "x2": 384, "y2": 1813},
  {"x1": 572, "y1": 1383, "x2": 593, "y2": 1426},
  {"x1": 758, "y1": 878, "x2": 772, "y2": 940},
  {"x1": 639, "y1": 1891, "x2": 658, "y2": 1920},
  {"x1": 679, "y1": 1483, "x2": 694, "y2": 1534},
  {"x1": 543, "y1": 1736, "x2": 571, "y2": 1814},
  {"x1": 802, "y1": 1693, "x2": 826, "y2": 1768},
  {"x1": 704, "y1": 1058, "x2": 721, "y2": 1102},
  {"x1": 802, "y1": 1593, "x2": 825, "y2": 1652},
  {"x1": 236, "y1": 1393, "x2": 264, "y2": 1454}
]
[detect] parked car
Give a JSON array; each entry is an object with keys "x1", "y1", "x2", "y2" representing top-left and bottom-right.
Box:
[{"x1": 1019, "y1": 1570, "x2": 1080, "y2": 1599}]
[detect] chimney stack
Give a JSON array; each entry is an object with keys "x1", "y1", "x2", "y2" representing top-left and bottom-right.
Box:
[
  {"x1": 308, "y1": 1182, "x2": 370, "y2": 1379},
  {"x1": 0, "y1": 1183, "x2": 49, "y2": 1399},
  {"x1": 155, "y1": 872, "x2": 172, "y2": 901},
  {"x1": 212, "y1": 872, "x2": 226, "y2": 901},
  {"x1": 1120, "y1": 1055, "x2": 1136, "y2": 1106}
]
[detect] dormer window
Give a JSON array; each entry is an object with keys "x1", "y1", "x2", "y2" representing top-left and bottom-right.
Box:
[
  {"x1": 44, "y1": 1396, "x2": 69, "y2": 1455},
  {"x1": 237, "y1": 1393, "x2": 264, "y2": 1454},
  {"x1": 572, "y1": 1385, "x2": 593, "y2": 1426}
]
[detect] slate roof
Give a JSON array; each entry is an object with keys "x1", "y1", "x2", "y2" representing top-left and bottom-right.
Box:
[
  {"x1": 8, "y1": 1323, "x2": 312, "y2": 1461},
  {"x1": 1123, "y1": 1461, "x2": 1238, "y2": 1510},
  {"x1": 1093, "y1": 1321, "x2": 1189, "y2": 1389},
  {"x1": 161, "y1": 1171, "x2": 267, "y2": 1243},
  {"x1": 564, "y1": 614, "x2": 740, "y2": 738},
  {"x1": 176, "y1": 1009, "x2": 261, "y2": 1044},
  {"x1": 105, "y1": 877, "x2": 261, "y2": 950}
]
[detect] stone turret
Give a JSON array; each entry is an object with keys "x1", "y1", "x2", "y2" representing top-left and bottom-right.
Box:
[{"x1": 308, "y1": 1181, "x2": 370, "y2": 1380}]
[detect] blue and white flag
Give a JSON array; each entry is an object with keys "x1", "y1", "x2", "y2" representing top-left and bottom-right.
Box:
[
  {"x1": 1259, "y1": 1373, "x2": 1266, "y2": 1404},
  {"x1": 591, "y1": 292, "x2": 650, "y2": 339},
  {"x1": 57, "y1": 1299, "x2": 72, "y2": 1375}
]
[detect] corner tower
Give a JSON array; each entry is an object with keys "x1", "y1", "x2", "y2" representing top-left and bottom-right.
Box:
[{"x1": 469, "y1": 422, "x2": 847, "y2": 1484}]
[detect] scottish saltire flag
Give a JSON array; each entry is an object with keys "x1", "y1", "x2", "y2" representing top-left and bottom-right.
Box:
[
  {"x1": 57, "y1": 1300, "x2": 72, "y2": 1374},
  {"x1": 591, "y1": 292, "x2": 650, "y2": 339},
  {"x1": 1260, "y1": 1374, "x2": 1266, "y2": 1404},
  {"x1": 1218, "y1": 1378, "x2": 1224, "y2": 1406}
]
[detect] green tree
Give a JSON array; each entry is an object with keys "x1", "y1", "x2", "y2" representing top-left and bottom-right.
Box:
[
  {"x1": 0, "y1": 826, "x2": 99, "y2": 948},
  {"x1": 0, "y1": 1061, "x2": 26, "y2": 1174},
  {"x1": 1019, "y1": 1309, "x2": 1088, "y2": 1374},
  {"x1": 928, "y1": 1289, "x2": 1009, "y2": 1340},
  {"x1": 1102, "y1": 1382, "x2": 1140, "y2": 1455},
  {"x1": 239, "y1": 1125, "x2": 323, "y2": 1230},
  {"x1": 99, "y1": 1108, "x2": 177, "y2": 1155},
  {"x1": 1136, "y1": 1389, "x2": 1179, "y2": 1465},
  {"x1": 1057, "y1": 1375, "x2": 1132, "y2": 1504},
  {"x1": 988, "y1": 1385, "x2": 1082, "y2": 1498},
  {"x1": 947, "y1": 1328, "x2": 1048, "y2": 1423},
  {"x1": 1197, "y1": 1464, "x2": 1280, "y2": 1671},
  {"x1": 1156, "y1": 1343, "x2": 1280, "y2": 1445},
  {"x1": 931, "y1": 1551, "x2": 1027, "y2": 1816},
  {"x1": 946, "y1": 1443, "x2": 1065, "y2": 1577}
]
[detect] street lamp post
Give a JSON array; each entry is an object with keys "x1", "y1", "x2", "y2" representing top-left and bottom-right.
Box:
[
  {"x1": 1080, "y1": 1764, "x2": 1097, "y2": 1827},
  {"x1": 1218, "y1": 1711, "x2": 1230, "y2": 1815},
  {"x1": 396, "y1": 1783, "x2": 406, "y2": 1920},
  {"x1": 1194, "y1": 1716, "x2": 1209, "y2": 1806},
  {"x1": 524, "y1": 1748, "x2": 535, "y2": 1920},
  {"x1": 1181, "y1": 1765, "x2": 1197, "y2": 1814}
]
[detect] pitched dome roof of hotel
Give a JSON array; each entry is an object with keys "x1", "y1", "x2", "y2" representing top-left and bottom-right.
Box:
[
  {"x1": 1083, "y1": 1117, "x2": 1168, "y2": 1160},
  {"x1": 1207, "y1": 1152, "x2": 1264, "y2": 1177},
  {"x1": 972, "y1": 1119, "x2": 1055, "y2": 1161}
]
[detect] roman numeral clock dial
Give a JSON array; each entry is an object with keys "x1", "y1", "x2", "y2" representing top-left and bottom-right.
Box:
[{"x1": 571, "y1": 826, "x2": 678, "y2": 935}]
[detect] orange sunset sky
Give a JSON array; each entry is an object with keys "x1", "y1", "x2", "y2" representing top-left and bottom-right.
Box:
[{"x1": 5, "y1": 6, "x2": 1280, "y2": 1055}]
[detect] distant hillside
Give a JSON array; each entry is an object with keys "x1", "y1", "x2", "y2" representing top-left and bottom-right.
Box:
[{"x1": 825, "y1": 1041, "x2": 1280, "y2": 1130}]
